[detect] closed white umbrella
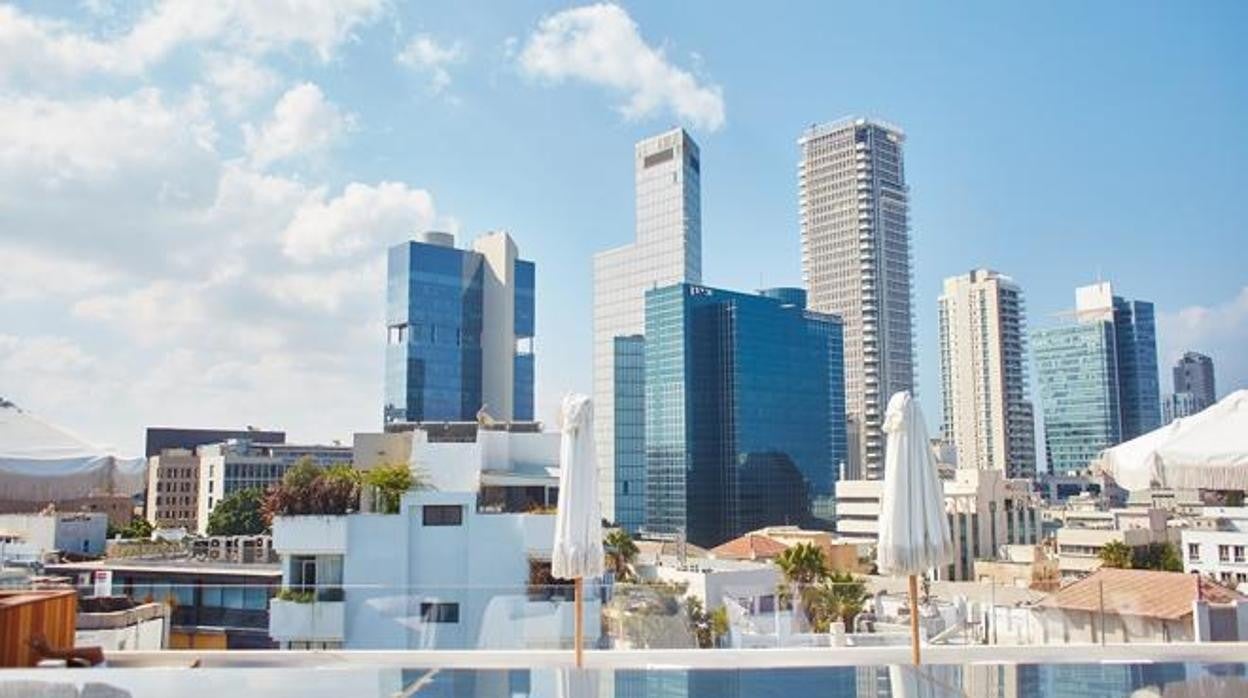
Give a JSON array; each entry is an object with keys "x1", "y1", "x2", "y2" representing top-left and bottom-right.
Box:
[
  {"x1": 552, "y1": 393, "x2": 604, "y2": 668},
  {"x1": 1103, "y1": 390, "x2": 1248, "y2": 491},
  {"x1": 876, "y1": 391, "x2": 953, "y2": 665}
]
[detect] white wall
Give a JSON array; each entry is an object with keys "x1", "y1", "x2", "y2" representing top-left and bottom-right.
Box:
[
  {"x1": 0, "y1": 513, "x2": 106, "y2": 557},
  {"x1": 77, "y1": 616, "x2": 165, "y2": 651}
]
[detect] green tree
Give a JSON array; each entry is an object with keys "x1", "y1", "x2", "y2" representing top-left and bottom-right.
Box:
[
  {"x1": 1132, "y1": 542, "x2": 1182, "y2": 572},
  {"x1": 207, "y1": 487, "x2": 267, "y2": 536},
  {"x1": 776, "y1": 542, "x2": 828, "y2": 587},
  {"x1": 365, "y1": 463, "x2": 416, "y2": 514},
  {"x1": 283, "y1": 457, "x2": 324, "y2": 489},
  {"x1": 110, "y1": 517, "x2": 153, "y2": 539},
  {"x1": 604, "y1": 528, "x2": 640, "y2": 581},
  {"x1": 807, "y1": 571, "x2": 869, "y2": 631},
  {"x1": 1226, "y1": 490, "x2": 1245, "y2": 507},
  {"x1": 1098, "y1": 540, "x2": 1134, "y2": 569}
]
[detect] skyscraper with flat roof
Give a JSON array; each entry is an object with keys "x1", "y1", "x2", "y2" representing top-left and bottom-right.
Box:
[
  {"x1": 593, "y1": 128, "x2": 702, "y2": 532},
  {"x1": 643, "y1": 283, "x2": 846, "y2": 547},
  {"x1": 799, "y1": 117, "x2": 914, "y2": 480},
  {"x1": 1173, "y1": 351, "x2": 1216, "y2": 407},
  {"x1": 938, "y1": 269, "x2": 1035, "y2": 478},
  {"x1": 1074, "y1": 282, "x2": 1161, "y2": 441},
  {"x1": 384, "y1": 231, "x2": 535, "y2": 424}
]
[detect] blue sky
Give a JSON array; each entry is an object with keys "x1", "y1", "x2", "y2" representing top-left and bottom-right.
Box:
[{"x1": 1, "y1": 1, "x2": 1245, "y2": 455}]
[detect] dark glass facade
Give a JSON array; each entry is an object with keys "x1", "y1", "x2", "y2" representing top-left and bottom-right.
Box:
[
  {"x1": 1112, "y1": 297, "x2": 1161, "y2": 440},
  {"x1": 643, "y1": 283, "x2": 846, "y2": 547},
  {"x1": 613, "y1": 335, "x2": 646, "y2": 533},
  {"x1": 384, "y1": 239, "x2": 534, "y2": 424}
]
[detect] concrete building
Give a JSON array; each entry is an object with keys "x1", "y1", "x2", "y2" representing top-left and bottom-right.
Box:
[
  {"x1": 1163, "y1": 391, "x2": 1204, "y2": 424},
  {"x1": 1181, "y1": 507, "x2": 1248, "y2": 591},
  {"x1": 195, "y1": 440, "x2": 352, "y2": 534},
  {"x1": 146, "y1": 448, "x2": 199, "y2": 530},
  {"x1": 974, "y1": 544, "x2": 1060, "y2": 591},
  {"x1": 1172, "y1": 351, "x2": 1216, "y2": 409},
  {"x1": 0, "y1": 512, "x2": 107, "y2": 560},
  {"x1": 1053, "y1": 505, "x2": 1172, "y2": 580},
  {"x1": 384, "y1": 230, "x2": 535, "y2": 425},
  {"x1": 1033, "y1": 282, "x2": 1161, "y2": 473},
  {"x1": 144, "y1": 427, "x2": 285, "y2": 458},
  {"x1": 268, "y1": 426, "x2": 590, "y2": 650},
  {"x1": 709, "y1": 526, "x2": 860, "y2": 572},
  {"x1": 799, "y1": 117, "x2": 915, "y2": 480},
  {"x1": 74, "y1": 597, "x2": 170, "y2": 651},
  {"x1": 834, "y1": 469, "x2": 1039, "y2": 581},
  {"x1": 938, "y1": 269, "x2": 1035, "y2": 478},
  {"x1": 643, "y1": 283, "x2": 846, "y2": 546},
  {"x1": 593, "y1": 128, "x2": 702, "y2": 533}
]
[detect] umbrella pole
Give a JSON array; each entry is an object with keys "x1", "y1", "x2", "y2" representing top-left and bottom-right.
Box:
[
  {"x1": 909, "y1": 574, "x2": 921, "y2": 666},
  {"x1": 574, "y1": 577, "x2": 584, "y2": 668}
]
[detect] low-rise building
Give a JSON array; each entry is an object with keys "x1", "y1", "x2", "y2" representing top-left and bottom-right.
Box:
[
  {"x1": 709, "y1": 526, "x2": 860, "y2": 572},
  {"x1": 0, "y1": 512, "x2": 107, "y2": 561},
  {"x1": 974, "y1": 544, "x2": 1060, "y2": 591},
  {"x1": 46, "y1": 557, "x2": 281, "y2": 649},
  {"x1": 268, "y1": 425, "x2": 589, "y2": 651},
  {"x1": 196, "y1": 440, "x2": 353, "y2": 534},
  {"x1": 1182, "y1": 507, "x2": 1248, "y2": 592},
  {"x1": 834, "y1": 469, "x2": 1040, "y2": 581},
  {"x1": 75, "y1": 596, "x2": 169, "y2": 651},
  {"x1": 1053, "y1": 506, "x2": 1173, "y2": 580},
  {"x1": 633, "y1": 555, "x2": 780, "y2": 613}
]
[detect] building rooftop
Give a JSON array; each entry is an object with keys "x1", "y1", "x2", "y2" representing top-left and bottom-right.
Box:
[
  {"x1": 46, "y1": 557, "x2": 280, "y2": 576},
  {"x1": 1039, "y1": 568, "x2": 1244, "y2": 620},
  {"x1": 709, "y1": 534, "x2": 790, "y2": 561}
]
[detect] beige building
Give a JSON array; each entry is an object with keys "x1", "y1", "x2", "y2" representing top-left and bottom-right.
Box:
[
  {"x1": 938, "y1": 269, "x2": 1035, "y2": 478},
  {"x1": 145, "y1": 448, "x2": 199, "y2": 530},
  {"x1": 834, "y1": 468, "x2": 1039, "y2": 580},
  {"x1": 1052, "y1": 505, "x2": 1173, "y2": 579},
  {"x1": 974, "y1": 544, "x2": 1060, "y2": 591}
]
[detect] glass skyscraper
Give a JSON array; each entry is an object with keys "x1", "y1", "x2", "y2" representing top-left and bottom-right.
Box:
[
  {"x1": 384, "y1": 231, "x2": 535, "y2": 424},
  {"x1": 643, "y1": 283, "x2": 846, "y2": 547},
  {"x1": 1033, "y1": 282, "x2": 1159, "y2": 473},
  {"x1": 593, "y1": 128, "x2": 702, "y2": 533}
]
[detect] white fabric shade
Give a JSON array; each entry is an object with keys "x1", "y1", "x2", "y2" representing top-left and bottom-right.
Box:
[
  {"x1": 876, "y1": 391, "x2": 954, "y2": 576},
  {"x1": 0, "y1": 403, "x2": 146, "y2": 501},
  {"x1": 1102, "y1": 389, "x2": 1248, "y2": 491},
  {"x1": 552, "y1": 394, "x2": 604, "y2": 580}
]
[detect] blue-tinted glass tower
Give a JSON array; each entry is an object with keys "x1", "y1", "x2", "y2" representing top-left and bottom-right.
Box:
[
  {"x1": 643, "y1": 283, "x2": 846, "y2": 547},
  {"x1": 385, "y1": 231, "x2": 535, "y2": 425},
  {"x1": 1112, "y1": 298, "x2": 1160, "y2": 440},
  {"x1": 1032, "y1": 321, "x2": 1121, "y2": 474}
]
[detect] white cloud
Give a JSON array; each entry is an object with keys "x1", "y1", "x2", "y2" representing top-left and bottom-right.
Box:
[
  {"x1": 204, "y1": 53, "x2": 280, "y2": 115},
  {"x1": 0, "y1": 0, "x2": 385, "y2": 85},
  {"x1": 281, "y1": 181, "x2": 437, "y2": 263},
  {"x1": 1158, "y1": 287, "x2": 1248, "y2": 397},
  {"x1": 244, "y1": 83, "x2": 352, "y2": 168},
  {"x1": 517, "y1": 3, "x2": 725, "y2": 131},
  {"x1": 0, "y1": 244, "x2": 122, "y2": 303},
  {"x1": 396, "y1": 34, "x2": 465, "y2": 94}
]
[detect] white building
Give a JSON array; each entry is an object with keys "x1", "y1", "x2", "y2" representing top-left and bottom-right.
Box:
[
  {"x1": 1053, "y1": 505, "x2": 1172, "y2": 580},
  {"x1": 269, "y1": 426, "x2": 597, "y2": 650},
  {"x1": 833, "y1": 469, "x2": 1039, "y2": 580},
  {"x1": 1182, "y1": 507, "x2": 1248, "y2": 591},
  {"x1": 0, "y1": 512, "x2": 107, "y2": 560},
  {"x1": 799, "y1": 117, "x2": 914, "y2": 479},
  {"x1": 938, "y1": 269, "x2": 1035, "y2": 478},
  {"x1": 592, "y1": 128, "x2": 702, "y2": 532},
  {"x1": 196, "y1": 440, "x2": 352, "y2": 534}
]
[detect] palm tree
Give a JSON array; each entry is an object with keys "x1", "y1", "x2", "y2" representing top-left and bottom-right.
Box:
[
  {"x1": 1098, "y1": 540, "x2": 1133, "y2": 569},
  {"x1": 807, "y1": 571, "x2": 869, "y2": 632},
  {"x1": 775, "y1": 542, "x2": 828, "y2": 587},
  {"x1": 604, "y1": 528, "x2": 639, "y2": 581}
]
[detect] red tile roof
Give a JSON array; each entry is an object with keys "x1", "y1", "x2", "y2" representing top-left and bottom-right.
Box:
[
  {"x1": 1039, "y1": 568, "x2": 1244, "y2": 620},
  {"x1": 710, "y1": 533, "x2": 791, "y2": 560}
]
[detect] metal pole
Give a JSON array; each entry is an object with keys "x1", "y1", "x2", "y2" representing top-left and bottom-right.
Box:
[
  {"x1": 1098, "y1": 580, "x2": 1106, "y2": 646},
  {"x1": 909, "y1": 574, "x2": 921, "y2": 665},
  {"x1": 574, "y1": 577, "x2": 584, "y2": 667}
]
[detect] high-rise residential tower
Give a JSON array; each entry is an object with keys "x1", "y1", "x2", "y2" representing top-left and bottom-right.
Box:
[
  {"x1": 593, "y1": 128, "x2": 702, "y2": 532},
  {"x1": 643, "y1": 283, "x2": 846, "y2": 546},
  {"x1": 1032, "y1": 282, "x2": 1160, "y2": 473},
  {"x1": 1173, "y1": 351, "x2": 1216, "y2": 407},
  {"x1": 384, "y1": 231, "x2": 535, "y2": 424},
  {"x1": 938, "y1": 269, "x2": 1035, "y2": 478},
  {"x1": 799, "y1": 118, "x2": 914, "y2": 479}
]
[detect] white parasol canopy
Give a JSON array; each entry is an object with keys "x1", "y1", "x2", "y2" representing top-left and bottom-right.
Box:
[
  {"x1": 552, "y1": 393, "x2": 604, "y2": 580},
  {"x1": 876, "y1": 392, "x2": 954, "y2": 576},
  {"x1": 1102, "y1": 389, "x2": 1248, "y2": 491},
  {"x1": 0, "y1": 402, "x2": 146, "y2": 501}
]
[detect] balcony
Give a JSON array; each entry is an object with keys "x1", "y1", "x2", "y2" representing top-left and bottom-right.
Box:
[{"x1": 269, "y1": 590, "x2": 345, "y2": 643}]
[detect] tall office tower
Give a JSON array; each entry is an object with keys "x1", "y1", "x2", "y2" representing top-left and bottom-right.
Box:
[
  {"x1": 384, "y1": 231, "x2": 535, "y2": 424},
  {"x1": 1032, "y1": 282, "x2": 1160, "y2": 473},
  {"x1": 1173, "y1": 351, "x2": 1216, "y2": 407},
  {"x1": 1032, "y1": 321, "x2": 1121, "y2": 474},
  {"x1": 643, "y1": 283, "x2": 846, "y2": 547},
  {"x1": 593, "y1": 128, "x2": 702, "y2": 532},
  {"x1": 1163, "y1": 391, "x2": 1202, "y2": 424},
  {"x1": 1075, "y1": 282, "x2": 1161, "y2": 440},
  {"x1": 937, "y1": 269, "x2": 1035, "y2": 478},
  {"x1": 799, "y1": 118, "x2": 914, "y2": 480}
]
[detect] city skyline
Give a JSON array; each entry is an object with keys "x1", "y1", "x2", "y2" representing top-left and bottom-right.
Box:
[{"x1": 1, "y1": 1, "x2": 1246, "y2": 455}]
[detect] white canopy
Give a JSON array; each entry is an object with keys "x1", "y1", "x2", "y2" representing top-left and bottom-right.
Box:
[
  {"x1": 551, "y1": 394, "x2": 604, "y2": 580},
  {"x1": 1102, "y1": 390, "x2": 1248, "y2": 491},
  {"x1": 877, "y1": 391, "x2": 954, "y2": 576},
  {"x1": 0, "y1": 402, "x2": 146, "y2": 501}
]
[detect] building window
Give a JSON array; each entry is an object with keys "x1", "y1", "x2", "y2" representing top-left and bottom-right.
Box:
[
  {"x1": 1235, "y1": 546, "x2": 1245, "y2": 563},
  {"x1": 1188, "y1": 543, "x2": 1200, "y2": 561},
  {"x1": 1219, "y1": 545, "x2": 1231, "y2": 563},
  {"x1": 420, "y1": 602, "x2": 459, "y2": 623},
  {"x1": 423, "y1": 505, "x2": 463, "y2": 526}
]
